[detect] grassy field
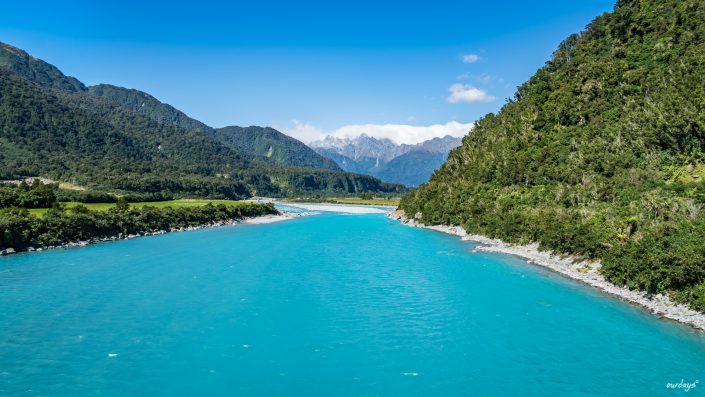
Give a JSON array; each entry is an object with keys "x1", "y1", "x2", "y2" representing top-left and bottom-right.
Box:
[
  {"x1": 283, "y1": 197, "x2": 400, "y2": 206},
  {"x1": 27, "y1": 199, "x2": 251, "y2": 217}
]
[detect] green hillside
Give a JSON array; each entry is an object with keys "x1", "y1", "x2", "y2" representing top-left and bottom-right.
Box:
[
  {"x1": 213, "y1": 126, "x2": 341, "y2": 171},
  {"x1": 0, "y1": 43, "x2": 404, "y2": 198},
  {"x1": 0, "y1": 42, "x2": 85, "y2": 92},
  {"x1": 0, "y1": 69, "x2": 252, "y2": 198},
  {"x1": 87, "y1": 84, "x2": 213, "y2": 134},
  {"x1": 401, "y1": 0, "x2": 705, "y2": 310},
  {"x1": 87, "y1": 86, "x2": 341, "y2": 171}
]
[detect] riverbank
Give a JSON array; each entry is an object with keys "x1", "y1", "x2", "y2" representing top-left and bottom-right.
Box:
[
  {"x1": 281, "y1": 197, "x2": 401, "y2": 206},
  {"x1": 280, "y1": 202, "x2": 393, "y2": 214},
  {"x1": 388, "y1": 209, "x2": 705, "y2": 332},
  {"x1": 0, "y1": 212, "x2": 306, "y2": 256}
]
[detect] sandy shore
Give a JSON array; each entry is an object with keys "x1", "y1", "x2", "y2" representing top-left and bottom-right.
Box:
[
  {"x1": 242, "y1": 213, "x2": 310, "y2": 224},
  {"x1": 389, "y1": 209, "x2": 705, "y2": 332},
  {"x1": 276, "y1": 202, "x2": 392, "y2": 214}
]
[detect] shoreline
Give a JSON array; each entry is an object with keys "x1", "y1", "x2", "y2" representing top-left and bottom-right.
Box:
[
  {"x1": 0, "y1": 212, "x2": 306, "y2": 256},
  {"x1": 388, "y1": 210, "x2": 705, "y2": 332},
  {"x1": 277, "y1": 202, "x2": 392, "y2": 214}
]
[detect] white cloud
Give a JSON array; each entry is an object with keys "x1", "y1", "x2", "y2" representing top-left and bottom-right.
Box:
[
  {"x1": 277, "y1": 119, "x2": 327, "y2": 142},
  {"x1": 446, "y1": 83, "x2": 495, "y2": 103},
  {"x1": 280, "y1": 120, "x2": 475, "y2": 145},
  {"x1": 462, "y1": 53, "x2": 479, "y2": 63}
]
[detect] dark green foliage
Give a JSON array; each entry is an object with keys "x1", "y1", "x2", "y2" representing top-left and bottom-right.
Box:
[
  {"x1": 55, "y1": 189, "x2": 118, "y2": 203},
  {"x1": 0, "y1": 202, "x2": 278, "y2": 251},
  {"x1": 0, "y1": 180, "x2": 56, "y2": 208},
  {"x1": 0, "y1": 42, "x2": 85, "y2": 92},
  {"x1": 212, "y1": 126, "x2": 342, "y2": 171},
  {"x1": 55, "y1": 189, "x2": 176, "y2": 204},
  {"x1": 401, "y1": 0, "x2": 705, "y2": 311},
  {"x1": 87, "y1": 84, "x2": 212, "y2": 134},
  {"x1": 0, "y1": 69, "x2": 247, "y2": 196},
  {"x1": 86, "y1": 85, "x2": 341, "y2": 172},
  {"x1": 0, "y1": 44, "x2": 404, "y2": 197}
]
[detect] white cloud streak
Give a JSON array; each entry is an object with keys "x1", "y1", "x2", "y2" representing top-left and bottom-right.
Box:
[
  {"x1": 281, "y1": 120, "x2": 326, "y2": 143},
  {"x1": 279, "y1": 120, "x2": 475, "y2": 145},
  {"x1": 446, "y1": 83, "x2": 495, "y2": 103},
  {"x1": 462, "y1": 53, "x2": 479, "y2": 63}
]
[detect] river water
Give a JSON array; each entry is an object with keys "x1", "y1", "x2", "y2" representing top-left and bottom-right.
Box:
[{"x1": 1, "y1": 209, "x2": 703, "y2": 396}]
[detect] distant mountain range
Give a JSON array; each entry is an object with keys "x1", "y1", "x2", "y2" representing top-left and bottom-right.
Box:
[
  {"x1": 310, "y1": 134, "x2": 463, "y2": 186},
  {"x1": 0, "y1": 42, "x2": 403, "y2": 197}
]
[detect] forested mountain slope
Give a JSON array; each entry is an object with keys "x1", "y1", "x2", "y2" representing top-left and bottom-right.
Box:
[
  {"x1": 401, "y1": 0, "x2": 705, "y2": 310},
  {"x1": 0, "y1": 42, "x2": 355, "y2": 175},
  {"x1": 87, "y1": 84, "x2": 213, "y2": 134},
  {"x1": 0, "y1": 43, "x2": 404, "y2": 197},
  {"x1": 0, "y1": 42, "x2": 85, "y2": 92},
  {"x1": 0, "y1": 69, "x2": 252, "y2": 198},
  {"x1": 213, "y1": 126, "x2": 341, "y2": 171}
]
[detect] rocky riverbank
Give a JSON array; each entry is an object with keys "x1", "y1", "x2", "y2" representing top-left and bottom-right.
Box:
[
  {"x1": 0, "y1": 212, "x2": 308, "y2": 256},
  {"x1": 388, "y1": 209, "x2": 705, "y2": 332}
]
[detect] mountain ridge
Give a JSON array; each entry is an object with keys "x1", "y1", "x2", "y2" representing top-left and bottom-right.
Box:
[
  {"x1": 0, "y1": 42, "x2": 404, "y2": 197},
  {"x1": 310, "y1": 134, "x2": 463, "y2": 186},
  {"x1": 213, "y1": 126, "x2": 342, "y2": 171},
  {"x1": 0, "y1": 42, "x2": 86, "y2": 92}
]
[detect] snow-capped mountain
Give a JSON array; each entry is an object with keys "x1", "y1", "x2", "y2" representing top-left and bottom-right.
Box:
[{"x1": 309, "y1": 134, "x2": 463, "y2": 187}]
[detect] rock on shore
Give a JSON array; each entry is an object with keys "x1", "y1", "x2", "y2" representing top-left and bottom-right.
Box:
[
  {"x1": 389, "y1": 209, "x2": 705, "y2": 332},
  {"x1": 0, "y1": 212, "x2": 308, "y2": 256}
]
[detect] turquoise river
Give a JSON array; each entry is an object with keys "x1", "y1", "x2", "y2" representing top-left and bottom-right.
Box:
[{"x1": 1, "y1": 208, "x2": 704, "y2": 396}]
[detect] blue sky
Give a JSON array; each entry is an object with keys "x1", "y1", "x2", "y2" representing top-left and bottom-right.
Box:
[{"x1": 1, "y1": 0, "x2": 615, "y2": 143}]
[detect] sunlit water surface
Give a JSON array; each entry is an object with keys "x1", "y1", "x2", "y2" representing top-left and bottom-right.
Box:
[{"x1": 1, "y1": 211, "x2": 704, "y2": 396}]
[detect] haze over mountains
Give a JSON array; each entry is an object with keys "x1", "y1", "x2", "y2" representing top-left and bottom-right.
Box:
[
  {"x1": 0, "y1": 42, "x2": 404, "y2": 197},
  {"x1": 310, "y1": 134, "x2": 463, "y2": 186}
]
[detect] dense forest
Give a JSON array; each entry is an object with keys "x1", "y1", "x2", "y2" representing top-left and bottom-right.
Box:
[
  {"x1": 0, "y1": 202, "x2": 278, "y2": 251},
  {"x1": 0, "y1": 180, "x2": 278, "y2": 251},
  {"x1": 87, "y1": 83, "x2": 213, "y2": 134},
  {"x1": 213, "y1": 126, "x2": 341, "y2": 171},
  {"x1": 401, "y1": 0, "x2": 705, "y2": 310},
  {"x1": 0, "y1": 42, "x2": 404, "y2": 198}
]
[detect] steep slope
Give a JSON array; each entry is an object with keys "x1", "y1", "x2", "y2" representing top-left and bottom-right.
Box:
[
  {"x1": 87, "y1": 84, "x2": 212, "y2": 134},
  {"x1": 0, "y1": 43, "x2": 354, "y2": 174},
  {"x1": 213, "y1": 126, "x2": 341, "y2": 171},
  {"x1": 0, "y1": 69, "x2": 251, "y2": 198},
  {"x1": 85, "y1": 84, "x2": 343, "y2": 172},
  {"x1": 401, "y1": 0, "x2": 705, "y2": 310},
  {"x1": 0, "y1": 42, "x2": 85, "y2": 92},
  {"x1": 0, "y1": 43, "x2": 405, "y2": 197}
]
